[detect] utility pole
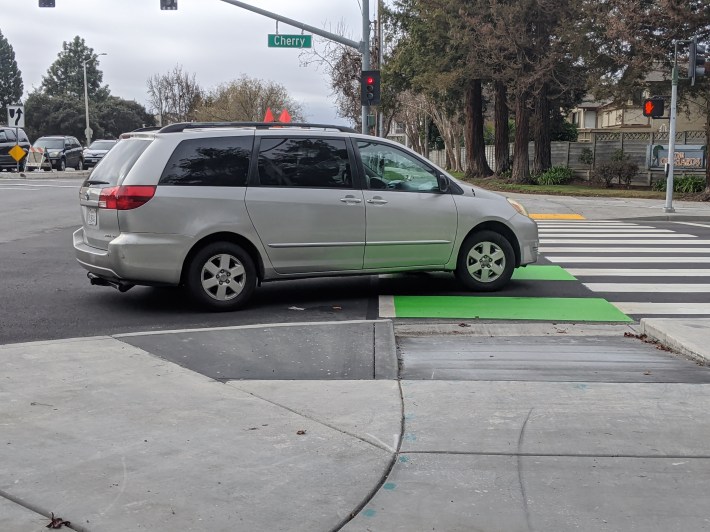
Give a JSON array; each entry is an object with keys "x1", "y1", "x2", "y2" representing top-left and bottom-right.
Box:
[
  {"x1": 664, "y1": 43, "x2": 679, "y2": 213},
  {"x1": 219, "y1": 0, "x2": 372, "y2": 134}
]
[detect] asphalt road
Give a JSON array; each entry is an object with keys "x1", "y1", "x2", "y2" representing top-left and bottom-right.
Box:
[{"x1": 4, "y1": 174, "x2": 709, "y2": 344}]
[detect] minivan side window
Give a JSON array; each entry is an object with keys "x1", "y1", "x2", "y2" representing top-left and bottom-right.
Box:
[
  {"x1": 0, "y1": 131, "x2": 8, "y2": 142},
  {"x1": 18, "y1": 130, "x2": 29, "y2": 143},
  {"x1": 159, "y1": 136, "x2": 252, "y2": 186},
  {"x1": 257, "y1": 137, "x2": 352, "y2": 189},
  {"x1": 2, "y1": 129, "x2": 16, "y2": 142},
  {"x1": 357, "y1": 140, "x2": 439, "y2": 193}
]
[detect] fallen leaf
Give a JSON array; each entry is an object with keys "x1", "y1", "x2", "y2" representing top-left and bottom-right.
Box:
[
  {"x1": 643, "y1": 371, "x2": 652, "y2": 375},
  {"x1": 296, "y1": 430, "x2": 307, "y2": 435},
  {"x1": 46, "y1": 513, "x2": 70, "y2": 529}
]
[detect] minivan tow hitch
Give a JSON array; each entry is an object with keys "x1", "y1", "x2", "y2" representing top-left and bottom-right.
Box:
[{"x1": 87, "y1": 272, "x2": 135, "y2": 293}]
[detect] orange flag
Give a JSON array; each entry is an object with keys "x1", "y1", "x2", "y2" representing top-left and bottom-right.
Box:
[
  {"x1": 263, "y1": 108, "x2": 275, "y2": 122},
  {"x1": 278, "y1": 109, "x2": 292, "y2": 123}
]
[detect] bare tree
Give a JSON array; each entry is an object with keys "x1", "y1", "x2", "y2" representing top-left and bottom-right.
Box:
[
  {"x1": 146, "y1": 64, "x2": 201, "y2": 125},
  {"x1": 193, "y1": 76, "x2": 304, "y2": 122}
]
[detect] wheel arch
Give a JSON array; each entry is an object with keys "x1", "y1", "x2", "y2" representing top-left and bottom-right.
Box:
[
  {"x1": 180, "y1": 232, "x2": 265, "y2": 285},
  {"x1": 461, "y1": 221, "x2": 521, "y2": 267}
]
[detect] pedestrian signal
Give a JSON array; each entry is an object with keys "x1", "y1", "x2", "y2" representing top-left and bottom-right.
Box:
[{"x1": 642, "y1": 97, "x2": 664, "y2": 118}]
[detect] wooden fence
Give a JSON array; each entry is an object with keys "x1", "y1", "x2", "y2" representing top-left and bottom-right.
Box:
[{"x1": 426, "y1": 130, "x2": 707, "y2": 186}]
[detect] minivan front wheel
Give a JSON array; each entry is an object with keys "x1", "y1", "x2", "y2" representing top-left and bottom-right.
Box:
[
  {"x1": 186, "y1": 242, "x2": 256, "y2": 311},
  {"x1": 456, "y1": 230, "x2": 515, "y2": 292}
]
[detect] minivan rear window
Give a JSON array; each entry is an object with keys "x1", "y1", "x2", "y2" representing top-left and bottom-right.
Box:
[{"x1": 84, "y1": 138, "x2": 152, "y2": 186}]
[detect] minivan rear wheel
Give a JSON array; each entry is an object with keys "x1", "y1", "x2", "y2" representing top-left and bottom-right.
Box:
[
  {"x1": 186, "y1": 242, "x2": 256, "y2": 311},
  {"x1": 455, "y1": 230, "x2": 515, "y2": 292}
]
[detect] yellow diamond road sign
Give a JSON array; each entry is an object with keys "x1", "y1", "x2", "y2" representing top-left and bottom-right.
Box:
[{"x1": 8, "y1": 145, "x2": 26, "y2": 162}]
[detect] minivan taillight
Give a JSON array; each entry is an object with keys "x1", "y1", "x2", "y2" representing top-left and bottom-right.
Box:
[{"x1": 98, "y1": 186, "x2": 156, "y2": 210}]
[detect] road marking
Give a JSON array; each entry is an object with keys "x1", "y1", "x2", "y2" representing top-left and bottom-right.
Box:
[
  {"x1": 585, "y1": 283, "x2": 710, "y2": 292},
  {"x1": 541, "y1": 247, "x2": 710, "y2": 253},
  {"x1": 379, "y1": 295, "x2": 396, "y2": 318},
  {"x1": 547, "y1": 256, "x2": 710, "y2": 263},
  {"x1": 567, "y1": 268, "x2": 710, "y2": 276},
  {"x1": 389, "y1": 296, "x2": 631, "y2": 322},
  {"x1": 0, "y1": 187, "x2": 40, "y2": 191},
  {"x1": 674, "y1": 222, "x2": 710, "y2": 229},
  {"x1": 530, "y1": 213, "x2": 585, "y2": 220},
  {"x1": 614, "y1": 302, "x2": 710, "y2": 315},
  {"x1": 538, "y1": 229, "x2": 674, "y2": 234},
  {"x1": 542, "y1": 239, "x2": 706, "y2": 244}
]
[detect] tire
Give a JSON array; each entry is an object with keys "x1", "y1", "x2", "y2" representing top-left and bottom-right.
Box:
[
  {"x1": 76, "y1": 158, "x2": 84, "y2": 171},
  {"x1": 57, "y1": 158, "x2": 66, "y2": 171},
  {"x1": 185, "y1": 242, "x2": 257, "y2": 311},
  {"x1": 455, "y1": 230, "x2": 515, "y2": 292}
]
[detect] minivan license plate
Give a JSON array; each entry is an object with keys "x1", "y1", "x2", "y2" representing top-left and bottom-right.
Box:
[{"x1": 87, "y1": 208, "x2": 97, "y2": 226}]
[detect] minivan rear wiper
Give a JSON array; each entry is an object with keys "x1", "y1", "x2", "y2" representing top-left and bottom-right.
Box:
[{"x1": 85, "y1": 179, "x2": 109, "y2": 185}]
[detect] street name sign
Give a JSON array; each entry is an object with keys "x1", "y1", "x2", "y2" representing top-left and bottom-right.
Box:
[{"x1": 268, "y1": 34, "x2": 312, "y2": 48}]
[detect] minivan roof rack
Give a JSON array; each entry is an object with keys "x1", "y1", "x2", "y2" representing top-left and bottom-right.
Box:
[{"x1": 158, "y1": 122, "x2": 356, "y2": 134}]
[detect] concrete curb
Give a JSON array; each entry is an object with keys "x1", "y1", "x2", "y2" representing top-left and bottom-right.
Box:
[{"x1": 640, "y1": 318, "x2": 710, "y2": 365}]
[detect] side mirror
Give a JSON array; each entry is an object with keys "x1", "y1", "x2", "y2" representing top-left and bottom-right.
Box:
[{"x1": 437, "y1": 174, "x2": 449, "y2": 193}]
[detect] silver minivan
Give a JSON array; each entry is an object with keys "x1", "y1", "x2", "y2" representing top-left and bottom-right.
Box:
[{"x1": 73, "y1": 123, "x2": 538, "y2": 310}]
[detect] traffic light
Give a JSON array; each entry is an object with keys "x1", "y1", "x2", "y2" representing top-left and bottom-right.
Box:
[
  {"x1": 642, "y1": 97, "x2": 664, "y2": 118},
  {"x1": 689, "y1": 37, "x2": 706, "y2": 86},
  {"x1": 38, "y1": 0, "x2": 55, "y2": 6},
  {"x1": 160, "y1": 0, "x2": 177, "y2": 9},
  {"x1": 361, "y1": 70, "x2": 381, "y2": 106}
]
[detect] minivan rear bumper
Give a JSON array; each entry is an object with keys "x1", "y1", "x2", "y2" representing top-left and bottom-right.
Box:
[{"x1": 73, "y1": 228, "x2": 187, "y2": 285}]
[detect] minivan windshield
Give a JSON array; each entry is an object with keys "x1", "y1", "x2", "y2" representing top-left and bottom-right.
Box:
[
  {"x1": 34, "y1": 139, "x2": 64, "y2": 149},
  {"x1": 89, "y1": 140, "x2": 117, "y2": 150},
  {"x1": 83, "y1": 138, "x2": 152, "y2": 186}
]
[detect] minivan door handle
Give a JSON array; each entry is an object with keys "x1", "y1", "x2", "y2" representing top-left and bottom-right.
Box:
[
  {"x1": 340, "y1": 195, "x2": 363, "y2": 204},
  {"x1": 366, "y1": 197, "x2": 388, "y2": 205}
]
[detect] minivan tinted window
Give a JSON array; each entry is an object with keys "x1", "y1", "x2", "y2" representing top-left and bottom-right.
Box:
[
  {"x1": 35, "y1": 139, "x2": 64, "y2": 150},
  {"x1": 257, "y1": 137, "x2": 352, "y2": 188},
  {"x1": 159, "y1": 136, "x2": 253, "y2": 186},
  {"x1": 85, "y1": 138, "x2": 152, "y2": 186}
]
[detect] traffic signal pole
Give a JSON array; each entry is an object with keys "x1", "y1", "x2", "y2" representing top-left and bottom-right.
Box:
[
  {"x1": 218, "y1": 0, "x2": 371, "y2": 134},
  {"x1": 664, "y1": 43, "x2": 679, "y2": 213}
]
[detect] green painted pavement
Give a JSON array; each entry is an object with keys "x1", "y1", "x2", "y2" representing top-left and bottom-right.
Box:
[
  {"x1": 512, "y1": 265, "x2": 577, "y2": 281},
  {"x1": 393, "y1": 296, "x2": 632, "y2": 322}
]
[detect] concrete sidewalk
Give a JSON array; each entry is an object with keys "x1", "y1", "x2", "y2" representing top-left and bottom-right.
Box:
[{"x1": 2, "y1": 318, "x2": 710, "y2": 531}]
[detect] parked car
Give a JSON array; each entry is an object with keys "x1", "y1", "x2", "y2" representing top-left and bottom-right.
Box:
[
  {"x1": 83, "y1": 139, "x2": 117, "y2": 168},
  {"x1": 0, "y1": 127, "x2": 31, "y2": 171},
  {"x1": 33, "y1": 135, "x2": 84, "y2": 171},
  {"x1": 73, "y1": 122, "x2": 539, "y2": 310}
]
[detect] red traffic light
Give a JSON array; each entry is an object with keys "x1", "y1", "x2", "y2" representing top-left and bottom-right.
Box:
[
  {"x1": 367, "y1": 77, "x2": 375, "y2": 84},
  {"x1": 642, "y1": 97, "x2": 664, "y2": 118}
]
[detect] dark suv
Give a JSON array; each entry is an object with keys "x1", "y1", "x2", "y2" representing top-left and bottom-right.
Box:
[
  {"x1": 0, "y1": 127, "x2": 31, "y2": 171},
  {"x1": 33, "y1": 136, "x2": 84, "y2": 171}
]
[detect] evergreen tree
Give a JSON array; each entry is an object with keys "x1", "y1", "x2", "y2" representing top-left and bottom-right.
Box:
[
  {"x1": 40, "y1": 36, "x2": 109, "y2": 101},
  {"x1": 0, "y1": 29, "x2": 24, "y2": 122}
]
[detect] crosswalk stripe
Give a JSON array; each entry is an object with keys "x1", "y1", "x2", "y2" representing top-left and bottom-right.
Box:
[
  {"x1": 540, "y1": 247, "x2": 710, "y2": 253},
  {"x1": 543, "y1": 239, "x2": 706, "y2": 244},
  {"x1": 674, "y1": 222, "x2": 710, "y2": 229},
  {"x1": 613, "y1": 302, "x2": 710, "y2": 315},
  {"x1": 567, "y1": 268, "x2": 710, "y2": 276},
  {"x1": 584, "y1": 283, "x2": 710, "y2": 293},
  {"x1": 539, "y1": 229, "x2": 674, "y2": 234},
  {"x1": 547, "y1": 256, "x2": 710, "y2": 263}
]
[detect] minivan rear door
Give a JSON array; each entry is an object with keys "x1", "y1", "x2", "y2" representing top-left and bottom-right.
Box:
[
  {"x1": 246, "y1": 136, "x2": 365, "y2": 274},
  {"x1": 78, "y1": 138, "x2": 153, "y2": 250}
]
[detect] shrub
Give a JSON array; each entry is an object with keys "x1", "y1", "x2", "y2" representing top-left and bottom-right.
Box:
[
  {"x1": 579, "y1": 147, "x2": 594, "y2": 167},
  {"x1": 652, "y1": 175, "x2": 706, "y2": 193},
  {"x1": 535, "y1": 165, "x2": 575, "y2": 185},
  {"x1": 592, "y1": 150, "x2": 639, "y2": 188}
]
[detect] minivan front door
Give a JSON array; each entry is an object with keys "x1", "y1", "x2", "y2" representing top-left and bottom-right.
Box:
[{"x1": 356, "y1": 140, "x2": 458, "y2": 269}]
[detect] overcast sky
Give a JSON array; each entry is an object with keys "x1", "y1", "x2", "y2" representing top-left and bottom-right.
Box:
[{"x1": 1, "y1": 0, "x2": 370, "y2": 126}]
